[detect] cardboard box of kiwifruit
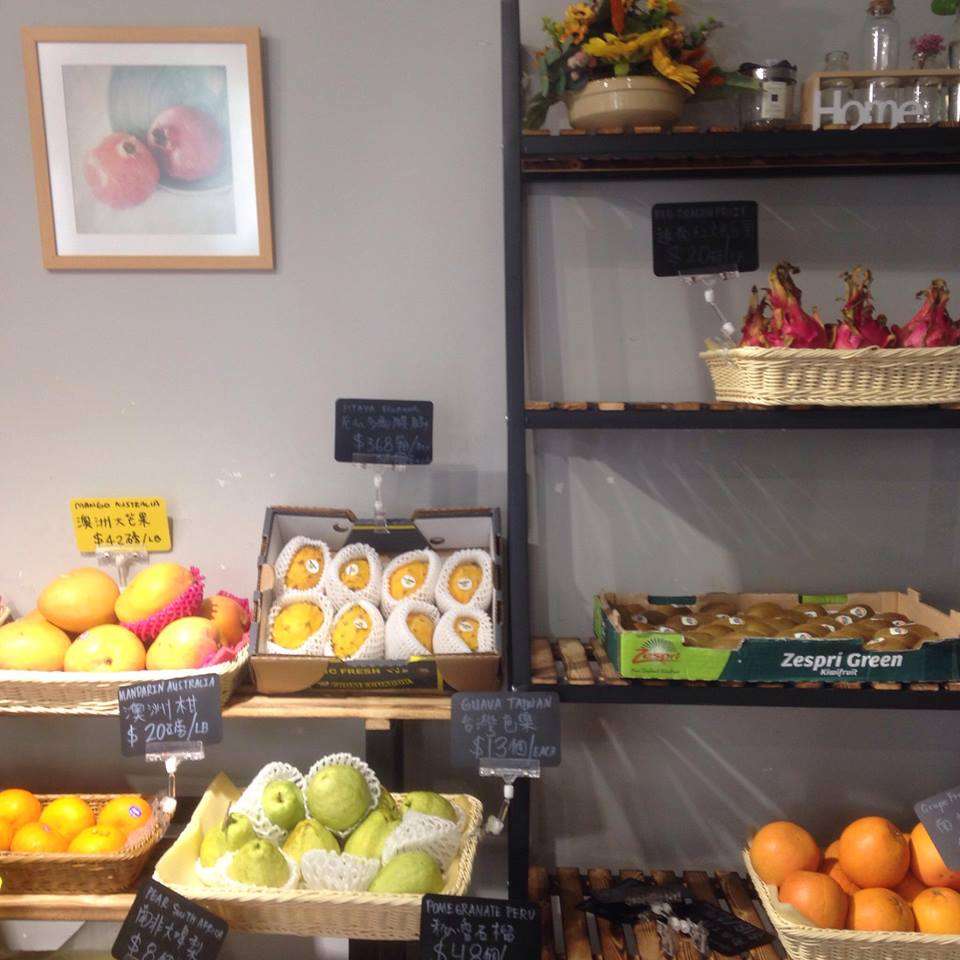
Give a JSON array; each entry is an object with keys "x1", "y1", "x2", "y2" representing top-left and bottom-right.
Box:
[
  {"x1": 596, "y1": 590, "x2": 960, "y2": 683},
  {"x1": 249, "y1": 506, "x2": 502, "y2": 695}
]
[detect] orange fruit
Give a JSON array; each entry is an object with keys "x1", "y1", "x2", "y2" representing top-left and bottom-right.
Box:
[
  {"x1": 0, "y1": 819, "x2": 13, "y2": 851},
  {"x1": 201, "y1": 595, "x2": 249, "y2": 647},
  {"x1": 894, "y1": 872, "x2": 927, "y2": 904},
  {"x1": 38, "y1": 567, "x2": 119, "y2": 633},
  {"x1": 0, "y1": 620, "x2": 71, "y2": 670},
  {"x1": 848, "y1": 888, "x2": 915, "y2": 931},
  {"x1": 823, "y1": 858, "x2": 861, "y2": 896},
  {"x1": 67, "y1": 824, "x2": 125, "y2": 854},
  {"x1": 39, "y1": 796, "x2": 96, "y2": 842},
  {"x1": 11, "y1": 821, "x2": 67, "y2": 853},
  {"x1": 913, "y1": 887, "x2": 960, "y2": 934},
  {"x1": 0, "y1": 789, "x2": 42, "y2": 830},
  {"x1": 824, "y1": 839, "x2": 841, "y2": 860},
  {"x1": 910, "y1": 823, "x2": 960, "y2": 890},
  {"x1": 750, "y1": 821, "x2": 821, "y2": 886},
  {"x1": 779, "y1": 870, "x2": 849, "y2": 928},
  {"x1": 97, "y1": 795, "x2": 152, "y2": 836},
  {"x1": 838, "y1": 817, "x2": 910, "y2": 889}
]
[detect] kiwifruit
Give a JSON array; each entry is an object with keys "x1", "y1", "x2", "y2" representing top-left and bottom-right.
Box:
[
  {"x1": 807, "y1": 617, "x2": 840, "y2": 634},
  {"x1": 741, "y1": 618, "x2": 775, "y2": 637},
  {"x1": 837, "y1": 603, "x2": 874, "y2": 621},
  {"x1": 718, "y1": 614, "x2": 747, "y2": 628},
  {"x1": 699, "y1": 621, "x2": 736, "y2": 638},
  {"x1": 793, "y1": 603, "x2": 827, "y2": 618},
  {"x1": 699, "y1": 600, "x2": 738, "y2": 617},
  {"x1": 665, "y1": 613, "x2": 704, "y2": 632},
  {"x1": 865, "y1": 626, "x2": 917, "y2": 651},
  {"x1": 650, "y1": 604, "x2": 692, "y2": 617},
  {"x1": 636, "y1": 608, "x2": 668, "y2": 626},
  {"x1": 778, "y1": 610, "x2": 809, "y2": 625},
  {"x1": 743, "y1": 602, "x2": 785, "y2": 620},
  {"x1": 683, "y1": 631, "x2": 722, "y2": 648},
  {"x1": 871, "y1": 612, "x2": 904, "y2": 626},
  {"x1": 775, "y1": 626, "x2": 819, "y2": 639},
  {"x1": 907, "y1": 623, "x2": 937, "y2": 641},
  {"x1": 691, "y1": 632, "x2": 743, "y2": 651},
  {"x1": 832, "y1": 626, "x2": 872, "y2": 640},
  {"x1": 767, "y1": 616, "x2": 799, "y2": 632}
]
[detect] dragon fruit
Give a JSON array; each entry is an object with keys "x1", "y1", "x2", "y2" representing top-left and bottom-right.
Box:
[
  {"x1": 892, "y1": 279, "x2": 954, "y2": 347},
  {"x1": 833, "y1": 267, "x2": 894, "y2": 349},
  {"x1": 738, "y1": 286, "x2": 770, "y2": 346},
  {"x1": 765, "y1": 261, "x2": 829, "y2": 348}
]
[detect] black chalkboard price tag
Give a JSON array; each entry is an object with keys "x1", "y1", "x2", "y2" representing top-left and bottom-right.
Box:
[
  {"x1": 119, "y1": 674, "x2": 222, "y2": 757},
  {"x1": 335, "y1": 398, "x2": 433, "y2": 466},
  {"x1": 652, "y1": 201, "x2": 759, "y2": 277},
  {"x1": 420, "y1": 895, "x2": 540, "y2": 960},
  {"x1": 915, "y1": 785, "x2": 960, "y2": 871},
  {"x1": 112, "y1": 878, "x2": 227, "y2": 960},
  {"x1": 450, "y1": 692, "x2": 560, "y2": 769}
]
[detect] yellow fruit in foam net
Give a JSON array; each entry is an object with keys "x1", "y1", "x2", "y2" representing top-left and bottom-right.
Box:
[
  {"x1": 285, "y1": 546, "x2": 326, "y2": 590},
  {"x1": 339, "y1": 558, "x2": 370, "y2": 591},
  {"x1": 454, "y1": 616, "x2": 480, "y2": 651},
  {"x1": 448, "y1": 562, "x2": 483, "y2": 605},
  {"x1": 272, "y1": 602, "x2": 325, "y2": 650},
  {"x1": 389, "y1": 560, "x2": 428, "y2": 600},
  {"x1": 407, "y1": 612, "x2": 435, "y2": 652},
  {"x1": 332, "y1": 604, "x2": 372, "y2": 658}
]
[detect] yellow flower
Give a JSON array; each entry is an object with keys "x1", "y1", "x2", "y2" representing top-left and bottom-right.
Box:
[
  {"x1": 582, "y1": 26, "x2": 671, "y2": 64},
  {"x1": 651, "y1": 41, "x2": 699, "y2": 92},
  {"x1": 647, "y1": 0, "x2": 682, "y2": 12},
  {"x1": 560, "y1": 2, "x2": 596, "y2": 43}
]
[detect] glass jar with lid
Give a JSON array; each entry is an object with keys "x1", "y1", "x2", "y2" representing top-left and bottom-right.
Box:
[
  {"x1": 738, "y1": 60, "x2": 798, "y2": 129},
  {"x1": 820, "y1": 51, "x2": 855, "y2": 112}
]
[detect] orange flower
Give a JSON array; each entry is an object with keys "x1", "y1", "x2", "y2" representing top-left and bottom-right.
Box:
[
  {"x1": 695, "y1": 57, "x2": 717, "y2": 78},
  {"x1": 611, "y1": 0, "x2": 626, "y2": 35},
  {"x1": 680, "y1": 44, "x2": 706, "y2": 64}
]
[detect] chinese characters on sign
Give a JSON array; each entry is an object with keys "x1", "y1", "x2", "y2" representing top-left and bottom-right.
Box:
[
  {"x1": 70, "y1": 498, "x2": 171, "y2": 552},
  {"x1": 334, "y1": 398, "x2": 433, "y2": 465},
  {"x1": 652, "y1": 202, "x2": 759, "y2": 278},
  {"x1": 112, "y1": 879, "x2": 227, "y2": 960},
  {"x1": 119, "y1": 674, "x2": 223, "y2": 757},
  {"x1": 419, "y1": 895, "x2": 540, "y2": 960},
  {"x1": 915, "y1": 785, "x2": 960, "y2": 871},
  {"x1": 450, "y1": 693, "x2": 561, "y2": 768}
]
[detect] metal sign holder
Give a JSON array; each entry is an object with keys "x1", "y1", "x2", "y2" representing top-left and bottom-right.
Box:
[{"x1": 477, "y1": 759, "x2": 542, "y2": 836}]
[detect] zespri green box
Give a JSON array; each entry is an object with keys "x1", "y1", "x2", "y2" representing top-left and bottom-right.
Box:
[{"x1": 595, "y1": 590, "x2": 960, "y2": 684}]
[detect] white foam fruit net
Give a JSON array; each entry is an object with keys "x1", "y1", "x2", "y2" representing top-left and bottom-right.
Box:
[
  {"x1": 300, "y1": 849, "x2": 381, "y2": 892},
  {"x1": 380, "y1": 549, "x2": 441, "y2": 615},
  {"x1": 323, "y1": 543, "x2": 382, "y2": 607},
  {"x1": 435, "y1": 549, "x2": 494, "y2": 613},
  {"x1": 433, "y1": 608, "x2": 495, "y2": 655},
  {"x1": 232, "y1": 761, "x2": 308, "y2": 845},
  {"x1": 329, "y1": 598, "x2": 385, "y2": 661},
  {"x1": 382, "y1": 806, "x2": 463, "y2": 871},
  {"x1": 304, "y1": 753, "x2": 381, "y2": 838},
  {"x1": 265, "y1": 593, "x2": 334, "y2": 656},
  {"x1": 385, "y1": 599, "x2": 440, "y2": 660},
  {"x1": 273, "y1": 536, "x2": 332, "y2": 597}
]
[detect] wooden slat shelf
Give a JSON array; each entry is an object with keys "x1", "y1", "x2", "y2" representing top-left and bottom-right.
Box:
[
  {"x1": 528, "y1": 866, "x2": 777, "y2": 960},
  {"x1": 0, "y1": 891, "x2": 135, "y2": 921},
  {"x1": 223, "y1": 689, "x2": 452, "y2": 721},
  {"x1": 525, "y1": 402, "x2": 960, "y2": 431},
  {"x1": 532, "y1": 637, "x2": 960, "y2": 709}
]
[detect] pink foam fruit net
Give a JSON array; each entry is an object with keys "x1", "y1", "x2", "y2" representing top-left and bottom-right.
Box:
[
  {"x1": 121, "y1": 567, "x2": 205, "y2": 644},
  {"x1": 200, "y1": 590, "x2": 250, "y2": 668}
]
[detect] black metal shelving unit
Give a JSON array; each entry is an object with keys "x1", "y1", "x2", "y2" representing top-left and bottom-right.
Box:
[{"x1": 500, "y1": 0, "x2": 960, "y2": 901}]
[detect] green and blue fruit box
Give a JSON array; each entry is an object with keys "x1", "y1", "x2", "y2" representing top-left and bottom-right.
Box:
[{"x1": 595, "y1": 590, "x2": 960, "y2": 684}]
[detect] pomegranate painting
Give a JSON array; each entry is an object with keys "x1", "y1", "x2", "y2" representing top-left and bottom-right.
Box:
[
  {"x1": 147, "y1": 105, "x2": 225, "y2": 183},
  {"x1": 83, "y1": 133, "x2": 159, "y2": 209}
]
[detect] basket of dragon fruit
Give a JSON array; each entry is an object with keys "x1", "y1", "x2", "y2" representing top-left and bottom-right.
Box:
[{"x1": 700, "y1": 263, "x2": 960, "y2": 406}]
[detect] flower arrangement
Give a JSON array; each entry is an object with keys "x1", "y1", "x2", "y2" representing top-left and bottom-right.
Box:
[
  {"x1": 910, "y1": 32, "x2": 945, "y2": 67},
  {"x1": 525, "y1": 0, "x2": 724, "y2": 129}
]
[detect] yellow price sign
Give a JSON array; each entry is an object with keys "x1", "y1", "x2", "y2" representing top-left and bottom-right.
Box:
[{"x1": 70, "y1": 498, "x2": 171, "y2": 553}]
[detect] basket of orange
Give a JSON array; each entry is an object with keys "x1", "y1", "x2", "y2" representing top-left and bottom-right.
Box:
[
  {"x1": 745, "y1": 815, "x2": 960, "y2": 960},
  {"x1": 0, "y1": 788, "x2": 167, "y2": 894}
]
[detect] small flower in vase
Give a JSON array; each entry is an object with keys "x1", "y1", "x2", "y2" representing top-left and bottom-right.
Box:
[{"x1": 910, "y1": 33, "x2": 945, "y2": 69}]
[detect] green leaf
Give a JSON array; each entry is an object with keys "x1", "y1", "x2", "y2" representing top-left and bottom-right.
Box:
[
  {"x1": 523, "y1": 94, "x2": 551, "y2": 130},
  {"x1": 932, "y1": 0, "x2": 958, "y2": 14},
  {"x1": 540, "y1": 71, "x2": 552, "y2": 97},
  {"x1": 544, "y1": 47, "x2": 561, "y2": 66}
]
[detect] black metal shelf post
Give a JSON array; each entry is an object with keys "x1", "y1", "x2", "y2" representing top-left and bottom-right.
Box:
[{"x1": 500, "y1": 0, "x2": 960, "y2": 903}]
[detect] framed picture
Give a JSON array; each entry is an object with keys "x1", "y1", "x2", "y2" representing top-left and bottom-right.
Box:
[{"x1": 21, "y1": 26, "x2": 273, "y2": 270}]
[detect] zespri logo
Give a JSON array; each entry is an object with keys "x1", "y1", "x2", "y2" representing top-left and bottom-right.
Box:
[{"x1": 781, "y1": 651, "x2": 905, "y2": 672}]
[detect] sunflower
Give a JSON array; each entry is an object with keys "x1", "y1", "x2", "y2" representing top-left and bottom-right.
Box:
[
  {"x1": 582, "y1": 26, "x2": 672, "y2": 71},
  {"x1": 651, "y1": 41, "x2": 700, "y2": 92},
  {"x1": 560, "y1": 2, "x2": 596, "y2": 44}
]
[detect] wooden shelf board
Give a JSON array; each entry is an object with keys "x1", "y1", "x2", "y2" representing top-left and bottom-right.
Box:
[
  {"x1": 223, "y1": 690, "x2": 452, "y2": 721},
  {"x1": 0, "y1": 891, "x2": 134, "y2": 921}
]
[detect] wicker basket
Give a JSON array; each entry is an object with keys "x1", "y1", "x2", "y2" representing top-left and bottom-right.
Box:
[
  {"x1": 701, "y1": 346, "x2": 960, "y2": 406},
  {"x1": 0, "y1": 794, "x2": 165, "y2": 894},
  {"x1": 155, "y1": 773, "x2": 484, "y2": 939},
  {"x1": 744, "y1": 851, "x2": 960, "y2": 960},
  {"x1": 0, "y1": 647, "x2": 248, "y2": 715}
]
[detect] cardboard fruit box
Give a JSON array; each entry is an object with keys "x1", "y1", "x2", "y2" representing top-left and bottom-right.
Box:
[
  {"x1": 596, "y1": 589, "x2": 960, "y2": 684},
  {"x1": 250, "y1": 506, "x2": 502, "y2": 695}
]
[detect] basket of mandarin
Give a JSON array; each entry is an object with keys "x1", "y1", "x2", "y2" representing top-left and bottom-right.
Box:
[
  {"x1": 0, "y1": 562, "x2": 250, "y2": 714},
  {"x1": 0, "y1": 788, "x2": 167, "y2": 893}
]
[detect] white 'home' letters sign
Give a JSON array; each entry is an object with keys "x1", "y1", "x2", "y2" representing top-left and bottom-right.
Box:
[{"x1": 813, "y1": 88, "x2": 920, "y2": 130}]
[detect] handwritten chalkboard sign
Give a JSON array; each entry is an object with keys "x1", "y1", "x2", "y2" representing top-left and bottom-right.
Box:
[
  {"x1": 450, "y1": 692, "x2": 560, "y2": 768},
  {"x1": 420, "y1": 895, "x2": 540, "y2": 960},
  {"x1": 112, "y1": 879, "x2": 227, "y2": 960},
  {"x1": 335, "y1": 398, "x2": 433, "y2": 466},
  {"x1": 652, "y1": 201, "x2": 758, "y2": 277},
  {"x1": 119, "y1": 674, "x2": 222, "y2": 757},
  {"x1": 915, "y1": 785, "x2": 960, "y2": 871}
]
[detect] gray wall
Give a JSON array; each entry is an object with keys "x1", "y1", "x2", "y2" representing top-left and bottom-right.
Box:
[{"x1": 2, "y1": 0, "x2": 960, "y2": 957}]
